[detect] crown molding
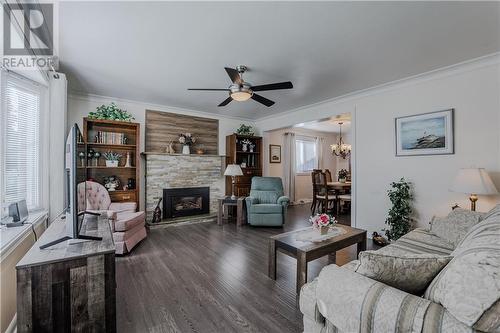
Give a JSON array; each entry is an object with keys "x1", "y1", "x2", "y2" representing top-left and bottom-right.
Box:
[
  {"x1": 67, "y1": 91, "x2": 256, "y2": 123},
  {"x1": 256, "y1": 52, "x2": 500, "y2": 125}
]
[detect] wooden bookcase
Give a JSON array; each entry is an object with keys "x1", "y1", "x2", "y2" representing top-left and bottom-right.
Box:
[
  {"x1": 225, "y1": 134, "x2": 263, "y2": 197},
  {"x1": 83, "y1": 118, "x2": 140, "y2": 208}
]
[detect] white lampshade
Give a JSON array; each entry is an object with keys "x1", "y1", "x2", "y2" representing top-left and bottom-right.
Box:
[
  {"x1": 450, "y1": 168, "x2": 498, "y2": 195},
  {"x1": 224, "y1": 164, "x2": 243, "y2": 176}
]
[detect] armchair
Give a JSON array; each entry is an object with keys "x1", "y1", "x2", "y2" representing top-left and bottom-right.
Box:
[
  {"x1": 79, "y1": 181, "x2": 147, "y2": 254},
  {"x1": 245, "y1": 177, "x2": 289, "y2": 226}
]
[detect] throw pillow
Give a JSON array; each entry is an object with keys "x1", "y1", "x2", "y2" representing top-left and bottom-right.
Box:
[
  {"x1": 429, "y1": 208, "x2": 484, "y2": 247},
  {"x1": 355, "y1": 251, "x2": 451, "y2": 295}
]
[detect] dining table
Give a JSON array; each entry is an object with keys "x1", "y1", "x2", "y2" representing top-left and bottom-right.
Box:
[{"x1": 327, "y1": 181, "x2": 351, "y2": 190}]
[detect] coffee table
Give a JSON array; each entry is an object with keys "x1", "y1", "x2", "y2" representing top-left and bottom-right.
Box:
[{"x1": 268, "y1": 225, "x2": 367, "y2": 293}]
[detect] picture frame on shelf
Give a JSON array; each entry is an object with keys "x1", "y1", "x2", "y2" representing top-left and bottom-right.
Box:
[
  {"x1": 269, "y1": 144, "x2": 281, "y2": 163},
  {"x1": 395, "y1": 109, "x2": 454, "y2": 156}
]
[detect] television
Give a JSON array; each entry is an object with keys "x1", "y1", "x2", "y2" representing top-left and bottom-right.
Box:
[{"x1": 40, "y1": 124, "x2": 101, "y2": 249}]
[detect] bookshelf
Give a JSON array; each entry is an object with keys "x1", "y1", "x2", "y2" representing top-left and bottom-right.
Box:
[
  {"x1": 83, "y1": 118, "x2": 140, "y2": 208},
  {"x1": 225, "y1": 134, "x2": 263, "y2": 197}
]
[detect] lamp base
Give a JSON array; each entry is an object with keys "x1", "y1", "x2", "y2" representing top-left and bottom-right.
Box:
[{"x1": 469, "y1": 194, "x2": 478, "y2": 211}]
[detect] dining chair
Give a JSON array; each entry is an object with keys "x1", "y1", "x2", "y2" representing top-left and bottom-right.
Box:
[
  {"x1": 311, "y1": 170, "x2": 321, "y2": 213},
  {"x1": 337, "y1": 193, "x2": 351, "y2": 214},
  {"x1": 324, "y1": 169, "x2": 333, "y2": 182},
  {"x1": 312, "y1": 171, "x2": 336, "y2": 214}
]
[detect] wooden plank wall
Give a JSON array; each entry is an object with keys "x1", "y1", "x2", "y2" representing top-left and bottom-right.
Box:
[{"x1": 145, "y1": 110, "x2": 219, "y2": 154}]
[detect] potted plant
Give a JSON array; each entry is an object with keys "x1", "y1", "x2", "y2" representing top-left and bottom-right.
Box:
[
  {"x1": 310, "y1": 213, "x2": 337, "y2": 235},
  {"x1": 338, "y1": 169, "x2": 349, "y2": 183},
  {"x1": 103, "y1": 151, "x2": 122, "y2": 167},
  {"x1": 385, "y1": 178, "x2": 413, "y2": 241},
  {"x1": 236, "y1": 124, "x2": 254, "y2": 136},
  {"x1": 178, "y1": 133, "x2": 196, "y2": 154},
  {"x1": 87, "y1": 102, "x2": 135, "y2": 122}
]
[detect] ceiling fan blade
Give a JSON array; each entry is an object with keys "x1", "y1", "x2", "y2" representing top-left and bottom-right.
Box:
[
  {"x1": 218, "y1": 96, "x2": 233, "y2": 107},
  {"x1": 251, "y1": 81, "x2": 293, "y2": 92},
  {"x1": 188, "y1": 88, "x2": 230, "y2": 91},
  {"x1": 224, "y1": 67, "x2": 242, "y2": 85},
  {"x1": 251, "y1": 94, "x2": 275, "y2": 107}
]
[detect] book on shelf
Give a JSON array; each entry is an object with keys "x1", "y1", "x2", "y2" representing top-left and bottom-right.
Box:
[{"x1": 94, "y1": 131, "x2": 128, "y2": 145}]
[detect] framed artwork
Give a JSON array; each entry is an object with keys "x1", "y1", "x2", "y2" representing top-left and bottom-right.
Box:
[
  {"x1": 395, "y1": 109, "x2": 454, "y2": 156},
  {"x1": 269, "y1": 144, "x2": 281, "y2": 163}
]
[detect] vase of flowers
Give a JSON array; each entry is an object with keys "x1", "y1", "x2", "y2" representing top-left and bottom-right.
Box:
[
  {"x1": 241, "y1": 139, "x2": 252, "y2": 152},
  {"x1": 310, "y1": 213, "x2": 337, "y2": 235},
  {"x1": 179, "y1": 133, "x2": 196, "y2": 155},
  {"x1": 103, "y1": 151, "x2": 122, "y2": 167},
  {"x1": 338, "y1": 169, "x2": 349, "y2": 183}
]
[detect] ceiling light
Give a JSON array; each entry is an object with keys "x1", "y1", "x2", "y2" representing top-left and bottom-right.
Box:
[{"x1": 230, "y1": 91, "x2": 252, "y2": 101}]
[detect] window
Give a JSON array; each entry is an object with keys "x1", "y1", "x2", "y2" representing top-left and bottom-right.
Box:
[
  {"x1": 296, "y1": 137, "x2": 317, "y2": 173},
  {"x1": 1, "y1": 74, "x2": 43, "y2": 212}
]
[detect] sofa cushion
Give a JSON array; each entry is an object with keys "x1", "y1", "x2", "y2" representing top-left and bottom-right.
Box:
[
  {"x1": 377, "y1": 228, "x2": 454, "y2": 257},
  {"x1": 115, "y1": 211, "x2": 145, "y2": 232},
  {"x1": 354, "y1": 251, "x2": 451, "y2": 295},
  {"x1": 299, "y1": 278, "x2": 324, "y2": 324},
  {"x1": 429, "y1": 208, "x2": 484, "y2": 247},
  {"x1": 112, "y1": 223, "x2": 146, "y2": 242},
  {"x1": 248, "y1": 204, "x2": 282, "y2": 214},
  {"x1": 425, "y1": 212, "x2": 500, "y2": 330}
]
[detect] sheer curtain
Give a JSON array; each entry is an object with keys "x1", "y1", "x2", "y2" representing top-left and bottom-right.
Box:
[
  {"x1": 282, "y1": 132, "x2": 296, "y2": 203},
  {"x1": 316, "y1": 136, "x2": 325, "y2": 169}
]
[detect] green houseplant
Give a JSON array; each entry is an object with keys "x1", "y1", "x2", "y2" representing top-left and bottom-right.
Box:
[
  {"x1": 385, "y1": 178, "x2": 413, "y2": 241},
  {"x1": 103, "y1": 151, "x2": 122, "y2": 167},
  {"x1": 236, "y1": 124, "x2": 254, "y2": 136},
  {"x1": 88, "y1": 102, "x2": 134, "y2": 122}
]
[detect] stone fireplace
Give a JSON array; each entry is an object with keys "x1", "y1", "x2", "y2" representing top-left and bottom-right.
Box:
[
  {"x1": 163, "y1": 187, "x2": 210, "y2": 218},
  {"x1": 143, "y1": 153, "x2": 225, "y2": 224}
]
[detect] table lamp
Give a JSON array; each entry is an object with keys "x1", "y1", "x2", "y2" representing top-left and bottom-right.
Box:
[
  {"x1": 449, "y1": 168, "x2": 498, "y2": 211},
  {"x1": 224, "y1": 164, "x2": 243, "y2": 200}
]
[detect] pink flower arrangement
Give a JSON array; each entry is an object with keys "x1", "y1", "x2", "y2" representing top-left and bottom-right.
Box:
[{"x1": 309, "y1": 213, "x2": 337, "y2": 229}]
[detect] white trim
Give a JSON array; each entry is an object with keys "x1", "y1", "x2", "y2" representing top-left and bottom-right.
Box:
[
  {"x1": 67, "y1": 91, "x2": 253, "y2": 122},
  {"x1": 0, "y1": 210, "x2": 48, "y2": 260},
  {"x1": 5, "y1": 313, "x2": 16, "y2": 333},
  {"x1": 256, "y1": 52, "x2": 500, "y2": 127}
]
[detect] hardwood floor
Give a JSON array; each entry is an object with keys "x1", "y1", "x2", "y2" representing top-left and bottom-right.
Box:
[{"x1": 115, "y1": 204, "x2": 373, "y2": 333}]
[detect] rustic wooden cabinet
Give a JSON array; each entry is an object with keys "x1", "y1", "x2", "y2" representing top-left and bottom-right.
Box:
[
  {"x1": 225, "y1": 134, "x2": 262, "y2": 197},
  {"x1": 16, "y1": 215, "x2": 116, "y2": 332}
]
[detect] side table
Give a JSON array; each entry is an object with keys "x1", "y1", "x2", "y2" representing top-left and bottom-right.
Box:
[{"x1": 217, "y1": 197, "x2": 246, "y2": 226}]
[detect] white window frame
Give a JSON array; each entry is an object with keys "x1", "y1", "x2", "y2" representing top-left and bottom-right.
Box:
[
  {"x1": 295, "y1": 135, "x2": 318, "y2": 175},
  {"x1": 1, "y1": 70, "x2": 49, "y2": 217}
]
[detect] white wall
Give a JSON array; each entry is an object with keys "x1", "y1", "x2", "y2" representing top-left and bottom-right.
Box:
[
  {"x1": 256, "y1": 55, "x2": 500, "y2": 233},
  {"x1": 68, "y1": 93, "x2": 256, "y2": 210},
  {"x1": 264, "y1": 127, "x2": 339, "y2": 202}
]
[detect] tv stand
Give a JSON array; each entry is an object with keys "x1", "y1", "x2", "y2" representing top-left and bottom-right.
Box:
[{"x1": 39, "y1": 211, "x2": 103, "y2": 249}]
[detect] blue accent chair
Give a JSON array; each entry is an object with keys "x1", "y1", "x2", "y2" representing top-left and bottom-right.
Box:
[{"x1": 245, "y1": 177, "x2": 290, "y2": 226}]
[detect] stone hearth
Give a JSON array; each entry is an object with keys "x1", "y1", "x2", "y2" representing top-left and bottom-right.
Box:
[{"x1": 143, "y1": 153, "x2": 225, "y2": 223}]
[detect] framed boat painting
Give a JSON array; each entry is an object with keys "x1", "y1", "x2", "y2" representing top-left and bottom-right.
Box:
[{"x1": 395, "y1": 109, "x2": 454, "y2": 156}]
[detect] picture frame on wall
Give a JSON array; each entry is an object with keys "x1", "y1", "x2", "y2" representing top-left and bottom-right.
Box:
[
  {"x1": 395, "y1": 109, "x2": 454, "y2": 156},
  {"x1": 269, "y1": 144, "x2": 281, "y2": 163}
]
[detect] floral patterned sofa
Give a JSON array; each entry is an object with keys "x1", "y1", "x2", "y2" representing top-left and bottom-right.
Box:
[{"x1": 300, "y1": 206, "x2": 500, "y2": 333}]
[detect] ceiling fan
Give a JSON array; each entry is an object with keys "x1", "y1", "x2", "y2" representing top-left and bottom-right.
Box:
[{"x1": 188, "y1": 65, "x2": 293, "y2": 107}]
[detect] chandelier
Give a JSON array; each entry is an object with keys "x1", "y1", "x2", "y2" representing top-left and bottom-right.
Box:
[{"x1": 330, "y1": 122, "x2": 351, "y2": 159}]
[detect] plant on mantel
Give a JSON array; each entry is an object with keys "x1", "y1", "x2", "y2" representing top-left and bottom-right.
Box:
[{"x1": 384, "y1": 178, "x2": 413, "y2": 241}]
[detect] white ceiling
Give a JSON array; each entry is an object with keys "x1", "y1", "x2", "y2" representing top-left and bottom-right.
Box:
[
  {"x1": 295, "y1": 114, "x2": 351, "y2": 133},
  {"x1": 59, "y1": 1, "x2": 500, "y2": 120}
]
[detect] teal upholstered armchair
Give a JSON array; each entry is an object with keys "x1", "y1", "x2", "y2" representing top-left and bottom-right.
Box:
[{"x1": 245, "y1": 177, "x2": 289, "y2": 226}]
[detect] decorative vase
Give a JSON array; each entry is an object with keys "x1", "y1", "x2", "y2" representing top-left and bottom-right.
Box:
[
  {"x1": 182, "y1": 145, "x2": 190, "y2": 155},
  {"x1": 249, "y1": 146, "x2": 254, "y2": 153},
  {"x1": 339, "y1": 178, "x2": 346, "y2": 183},
  {"x1": 105, "y1": 160, "x2": 118, "y2": 167},
  {"x1": 125, "y1": 152, "x2": 132, "y2": 167},
  {"x1": 319, "y1": 226, "x2": 329, "y2": 235},
  {"x1": 242, "y1": 144, "x2": 248, "y2": 152}
]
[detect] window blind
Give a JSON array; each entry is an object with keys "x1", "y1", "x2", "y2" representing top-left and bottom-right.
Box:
[{"x1": 2, "y1": 77, "x2": 41, "y2": 211}]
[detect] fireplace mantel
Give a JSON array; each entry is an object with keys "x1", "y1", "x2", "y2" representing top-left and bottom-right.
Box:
[{"x1": 141, "y1": 152, "x2": 226, "y2": 158}]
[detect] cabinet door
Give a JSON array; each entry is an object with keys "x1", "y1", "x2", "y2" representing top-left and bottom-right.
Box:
[{"x1": 235, "y1": 185, "x2": 250, "y2": 197}]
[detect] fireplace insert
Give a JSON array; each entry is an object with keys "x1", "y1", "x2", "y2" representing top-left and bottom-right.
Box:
[{"x1": 163, "y1": 187, "x2": 210, "y2": 218}]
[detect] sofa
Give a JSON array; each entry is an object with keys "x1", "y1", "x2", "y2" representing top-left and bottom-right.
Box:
[
  {"x1": 300, "y1": 206, "x2": 500, "y2": 333},
  {"x1": 245, "y1": 177, "x2": 290, "y2": 226}
]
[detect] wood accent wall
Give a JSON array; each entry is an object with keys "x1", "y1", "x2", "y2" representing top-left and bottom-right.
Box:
[{"x1": 145, "y1": 110, "x2": 219, "y2": 154}]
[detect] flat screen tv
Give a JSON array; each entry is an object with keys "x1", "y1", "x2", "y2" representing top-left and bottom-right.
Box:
[{"x1": 40, "y1": 124, "x2": 101, "y2": 249}]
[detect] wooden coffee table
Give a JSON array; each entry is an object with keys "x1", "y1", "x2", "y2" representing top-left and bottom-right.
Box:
[{"x1": 268, "y1": 225, "x2": 367, "y2": 293}]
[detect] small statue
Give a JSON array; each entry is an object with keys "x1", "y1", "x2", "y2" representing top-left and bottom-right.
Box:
[
  {"x1": 104, "y1": 176, "x2": 120, "y2": 191},
  {"x1": 165, "y1": 141, "x2": 175, "y2": 154},
  {"x1": 152, "y1": 198, "x2": 162, "y2": 223}
]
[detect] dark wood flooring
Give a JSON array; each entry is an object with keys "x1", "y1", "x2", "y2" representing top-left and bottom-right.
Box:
[{"x1": 115, "y1": 204, "x2": 374, "y2": 333}]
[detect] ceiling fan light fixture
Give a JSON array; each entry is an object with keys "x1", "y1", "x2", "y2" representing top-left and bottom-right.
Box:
[{"x1": 230, "y1": 91, "x2": 252, "y2": 101}]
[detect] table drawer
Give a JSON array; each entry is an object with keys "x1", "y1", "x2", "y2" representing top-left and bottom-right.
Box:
[{"x1": 109, "y1": 191, "x2": 136, "y2": 202}]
